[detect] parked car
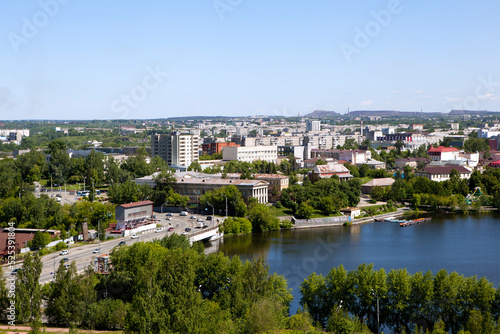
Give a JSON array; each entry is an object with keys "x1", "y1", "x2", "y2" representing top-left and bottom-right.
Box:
[
  {"x1": 155, "y1": 227, "x2": 163, "y2": 233},
  {"x1": 118, "y1": 241, "x2": 126, "y2": 246},
  {"x1": 60, "y1": 250, "x2": 68, "y2": 256},
  {"x1": 190, "y1": 215, "x2": 196, "y2": 219},
  {"x1": 166, "y1": 213, "x2": 173, "y2": 216},
  {"x1": 131, "y1": 234, "x2": 139, "y2": 239},
  {"x1": 206, "y1": 216, "x2": 213, "y2": 221},
  {"x1": 62, "y1": 257, "x2": 69, "y2": 262},
  {"x1": 165, "y1": 217, "x2": 172, "y2": 220},
  {"x1": 197, "y1": 218, "x2": 203, "y2": 222},
  {"x1": 180, "y1": 211, "x2": 188, "y2": 216},
  {"x1": 93, "y1": 249, "x2": 100, "y2": 254},
  {"x1": 203, "y1": 225, "x2": 209, "y2": 229},
  {"x1": 167, "y1": 227, "x2": 174, "y2": 231},
  {"x1": 184, "y1": 227, "x2": 191, "y2": 232}
]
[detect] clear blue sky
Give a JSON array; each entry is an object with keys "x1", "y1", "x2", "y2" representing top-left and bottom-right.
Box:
[{"x1": 1, "y1": 0, "x2": 499, "y2": 120}]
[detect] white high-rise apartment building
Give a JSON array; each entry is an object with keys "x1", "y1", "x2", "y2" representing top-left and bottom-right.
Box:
[
  {"x1": 306, "y1": 120, "x2": 320, "y2": 132},
  {"x1": 151, "y1": 132, "x2": 199, "y2": 168}
]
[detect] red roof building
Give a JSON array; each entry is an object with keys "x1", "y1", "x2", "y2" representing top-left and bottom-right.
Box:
[
  {"x1": 427, "y1": 146, "x2": 460, "y2": 161},
  {"x1": 487, "y1": 160, "x2": 500, "y2": 168}
]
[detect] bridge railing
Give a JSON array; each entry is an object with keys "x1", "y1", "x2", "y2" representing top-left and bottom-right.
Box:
[{"x1": 188, "y1": 223, "x2": 220, "y2": 238}]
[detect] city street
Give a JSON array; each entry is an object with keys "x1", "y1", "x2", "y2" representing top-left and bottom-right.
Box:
[{"x1": 5, "y1": 212, "x2": 219, "y2": 284}]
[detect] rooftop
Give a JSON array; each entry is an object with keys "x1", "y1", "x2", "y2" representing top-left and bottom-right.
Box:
[
  {"x1": 428, "y1": 146, "x2": 460, "y2": 153},
  {"x1": 119, "y1": 200, "x2": 154, "y2": 208},
  {"x1": 419, "y1": 166, "x2": 471, "y2": 174},
  {"x1": 362, "y1": 178, "x2": 395, "y2": 187}
]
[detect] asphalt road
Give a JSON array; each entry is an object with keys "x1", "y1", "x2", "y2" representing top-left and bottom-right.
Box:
[{"x1": 5, "y1": 212, "x2": 220, "y2": 284}]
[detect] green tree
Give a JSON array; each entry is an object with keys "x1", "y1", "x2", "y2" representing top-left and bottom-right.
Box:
[
  {"x1": 30, "y1": 231, "x2": 52, "y2": 249},
  {"x1": 296, "y1": 202, "x2": 314, "y2": 219},
  {"x1": 319, "y1": 196, "x2": 337, "y2": 215},
  {"x1": 386, "y1": 269, "x2": 412, "y2": 332},
  {"x1": 300, "y1": 273, "x2": 328, "y2": 326},
  {"x1": 15, "y1": 252, "x2": 43, "y2": 323},
  {"x1": 248, "y1": 203, "x2": 280, "y2": 232},
  {"x1": 464, "y1": 138, "x2": 489, "y2": 153},
  {"x1": 188, "y1": 160, "x2": 203, "y2": 172}
]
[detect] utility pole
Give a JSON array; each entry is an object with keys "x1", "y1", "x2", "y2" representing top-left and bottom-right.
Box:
[
  {"x1": 372, "y1": 290, "x2": 380, "y2": 334},
  {"x1": 225, "y1": 195, "x2": 228, "y2": 218}
]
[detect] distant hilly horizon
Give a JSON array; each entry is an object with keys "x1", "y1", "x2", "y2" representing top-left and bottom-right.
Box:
[{"x1": 305, "y1": 109, "x2": 500, "y2": 117}]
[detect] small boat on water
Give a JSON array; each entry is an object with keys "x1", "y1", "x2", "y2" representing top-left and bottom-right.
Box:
[
  {"x1": 400, "y1": 217, "x2": 432, "y2": 227},
  {"x1": 375, "y1": 216, "x2": 396, "y2": 222}
]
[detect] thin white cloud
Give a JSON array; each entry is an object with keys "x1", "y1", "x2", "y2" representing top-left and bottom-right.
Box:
[
  {"x1": 478, "y1": 92, "x2": 500, "y2": 100},
  {"x1": 361, "y1": 99, "x2": 374, "y2": 106},
  {"x1": 446, "y1": 97, "x2": 462, "y2": 102}
]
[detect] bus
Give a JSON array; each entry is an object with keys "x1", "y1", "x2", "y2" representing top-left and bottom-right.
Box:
[{"x1": 77, "y1": 190, "x2": 90, "y2": 197}]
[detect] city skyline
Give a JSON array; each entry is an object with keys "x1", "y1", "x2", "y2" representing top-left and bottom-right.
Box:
[{"x1": 1, "y1": 0, "x2": 499, "y2": 120}]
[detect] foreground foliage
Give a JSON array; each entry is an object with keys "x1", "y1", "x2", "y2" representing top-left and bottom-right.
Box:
[{"x1": 300, "y1": 263, "x2": 500, "y2": 334}]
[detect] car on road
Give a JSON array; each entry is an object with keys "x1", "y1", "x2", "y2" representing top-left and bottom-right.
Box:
[
  {"x1": 203, "y1": 225, "x2": 209, "y2": 229},
  {"x1": 197, "y1": 218, "x2": 204, "y2": 222},
  {"x1": 131, "y1": 234, "x2": 139, "y2": 239},
  {"x1": 166, "y1": 213, "x2": 173, "y2": 216},
  {"x1": 155, "y1": 227, "x2": 163, "y2": 233},
  {"x1": 62, "y1": 257, "x2": 69, "y2": 262},
  {"x1": 93, "y1": 249, "x2": 100, "y2": 254},
  {"x1": 60, "y1": 250, "x2": 68, "y2": 255},
  {"x1": 184, "y1": 227, "x2": 191, "y2": 232},
  {"x1": 56, "y1": 197, "x2": 62, "y2": 202},
  {"x1": 152, "y1": 215, "x2": 157, "y2": 219},
  {"x1": 180, "y1": 211, "x2": 188, "y2": 216},
  {"x1": 168, "y1": 227, "x2": 174, "y2": 231},
  {"x1": 206, "y1": 216, "x2": 213, "y2": 221},
  {"x1": 165, "y1": 217, "x2": 172, "y2": 220},
  {"x1": 118, "y1": 241, "x2": 126, "y2": 246},
  {"x1": 190, "y1": 215, "x2": 196, "y2": 219}
]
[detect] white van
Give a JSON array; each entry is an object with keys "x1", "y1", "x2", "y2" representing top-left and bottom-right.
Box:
[{"x1": 179, "y1": 211, "x2": 188, "y2": 216}]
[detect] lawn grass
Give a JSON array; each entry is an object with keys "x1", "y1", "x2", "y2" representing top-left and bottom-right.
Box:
[{"x1": 357, "y1": 176, "x2": 373, "y2": 184}]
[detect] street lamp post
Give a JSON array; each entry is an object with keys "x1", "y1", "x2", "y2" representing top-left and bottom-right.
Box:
[{"x1": 207, "y1": 202, "x2": 214, "y2": 216}]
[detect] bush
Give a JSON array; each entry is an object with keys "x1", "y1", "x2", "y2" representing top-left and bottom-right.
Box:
[
  {"x1": 274, "y1": 201, "x2": 283, "y2": 208},
  {"x1": 287, "y1": 311, "x2": 315, "y2": 332},
  {"x1": 54, "y1": 241, "x2": 68, "y2": 251},
  {"x1": 221, "y1": 217, "x2": 252, "y2": 235},
  {"x1": 296, "y1": 202, "x2": 314, "y2": 219}
]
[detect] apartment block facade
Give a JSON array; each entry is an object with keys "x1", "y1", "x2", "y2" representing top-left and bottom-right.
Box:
[
  {"x1": 151, "y1": 132, "x2": 199, "y2": 168},
  {"x1": 222, "y1": 145, "x2": 278, "y2": 163}
]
